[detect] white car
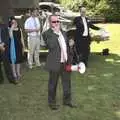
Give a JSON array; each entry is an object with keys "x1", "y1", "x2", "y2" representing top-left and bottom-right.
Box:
[{"x1": 39, "y1": 2, "x2": 79, "y2": 19}]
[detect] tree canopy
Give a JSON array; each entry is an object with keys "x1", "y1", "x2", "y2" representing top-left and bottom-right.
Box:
[{"x1": 57, "y1": 0, "x2": 120, "y2": 22}]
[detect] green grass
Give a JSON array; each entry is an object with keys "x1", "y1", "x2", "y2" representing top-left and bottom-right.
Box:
[
  {"x1": 91, "y1": 23, "x2": 120, "y2": 54},
  {"x1": 0, "y1": 24, "x2": 120, "y2": 120}
]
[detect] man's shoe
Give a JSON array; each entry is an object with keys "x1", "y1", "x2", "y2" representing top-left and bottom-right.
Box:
[
  {"x1": 63, "y1": 103, "x2": 77, "y2": 108},
  {"x1": 49, "y1": 104, "x2": 59, "y2": 110},
  {"x1": 13, "y1": 79, "x2": 20, "y2": 85},
  {"x1": 36, "y1": 63, "x2": 41, "y2": 67},
  {"x1": 17, "y1": 75, "x2": 22, "y2": 80},
  {"x1": 28, "y1": 65, "x2": 33, "y2": 69}
]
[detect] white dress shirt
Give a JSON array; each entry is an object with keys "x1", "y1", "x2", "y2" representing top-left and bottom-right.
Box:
[
  {"x1": 24, "y1": 16, "x2": 40, "y2": 36},
  {"x1": 54, "y1": 30, "x2": 67, "y2": 63},
  {"x1": 82, "y1": 17, "x2": 88, "y2": 36},
  {"x1": 59, "y1": 32, "x2": 67, "y2": 63}
]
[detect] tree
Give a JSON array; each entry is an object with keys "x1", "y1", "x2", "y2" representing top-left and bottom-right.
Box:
[
  {"x1": 57, "y1": 0, "x2": 120, "y2": 22},
  {"x1": 105, "y1": 0, "x2": 120, "y2": 22}
]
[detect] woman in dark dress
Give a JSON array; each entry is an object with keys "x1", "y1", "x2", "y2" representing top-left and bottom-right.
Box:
[{"x1": 8, "y1": 17, "x2": 25, "y2": 84}]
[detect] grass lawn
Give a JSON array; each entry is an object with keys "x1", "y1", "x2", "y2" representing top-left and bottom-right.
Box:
[
  {"x1": 91, "y1": 23, "x2": 120, "y2": 54},
  {"x1": 0, "y1": 24, "x2": 120, "y2": 120}
]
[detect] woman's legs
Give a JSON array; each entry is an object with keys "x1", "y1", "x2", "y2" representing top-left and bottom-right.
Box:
[
  {"x1": 16, "y1": 64, "x2": 21, "y2": 77},
  {"x1": 11, "y1": 64, "x2": 22, "y2": 84},
  {"x1": 11, "y1": 64, "x2": 17, "y2": 79}
]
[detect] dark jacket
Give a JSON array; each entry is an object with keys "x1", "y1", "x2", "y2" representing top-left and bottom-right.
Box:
[
  {"x1": 73, "y1": 16, "x2": 100, "y2": 37},
  {"x1": 73, "y1": 16, "x2": 100, "y2": 53},
  {"x1": 0, "y1": 24, "x2": 9, "y2": 61},
  {"x1": 42, "y1": 28, "x2": 70, "y2": 72}
]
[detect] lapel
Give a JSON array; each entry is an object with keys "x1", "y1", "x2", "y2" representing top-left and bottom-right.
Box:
[
  {"x1": 79, "y1": 16, "x2": 90, "y2": 32},
  {"x1": 47, "y1": 28, "x2": 60, "y2": 48},
  {"x1": 79, "y1": 16, "x2": 88, "y2": 25},
  {"x1": 77, "y1": 16, "x2": 84, "y2": 29},
  {"x1": 79, "y1": 16, "x2": 83, "y2": 23}
]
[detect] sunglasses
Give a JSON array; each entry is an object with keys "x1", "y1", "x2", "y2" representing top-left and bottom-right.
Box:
[{"x1": 51, "y1": 21, "x2": 60, "y2": 23}]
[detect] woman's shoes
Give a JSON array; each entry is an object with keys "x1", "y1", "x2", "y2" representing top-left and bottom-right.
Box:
[
  {"x1": 11, "y1": 76, "x2": 21, "y2": 85},
  {"x1": 17, "y1": 75, "x2": 21, "y2": 80},
  {"x1": 13, "y1": 80, "x2": 19, "y2": 85}
]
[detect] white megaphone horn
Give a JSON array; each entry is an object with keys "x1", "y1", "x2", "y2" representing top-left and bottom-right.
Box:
[{"x1": 65, "y1": 62, "x2": 86, "y2": 74}]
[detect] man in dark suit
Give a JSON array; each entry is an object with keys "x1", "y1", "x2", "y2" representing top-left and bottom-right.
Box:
[
  {"x1": 0, "y1": 21, "x2": 13, "y2": 83},
  {"x1": 73, "y1": 6, "x2": 101, "y2": 67},
  {"x1": 0, "y1": 29, "x2": 5, "y2": 83},
  {"x1": 43, "y1": 15, "x2": 75, "y2": 110}
]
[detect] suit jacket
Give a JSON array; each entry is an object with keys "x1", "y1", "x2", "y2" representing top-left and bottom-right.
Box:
[
  {"x1": 73, "y1": 16, "x2": 100, "y2": 53},
  {"x1": 74, "y1": 16, "x2": 100, "y2": 37},
  {"x1": 0, "y1": 24, "x2": 9, "y2": 61},
  {"x1": 42, "y1": 28, "x2": 70, "y2": 72}
]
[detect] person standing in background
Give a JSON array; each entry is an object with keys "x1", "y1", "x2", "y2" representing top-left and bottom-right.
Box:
[
  {"x1": 24, "y1": 8, "x2": 41, "y2": 69},
  {"x1": 0, "y1": 18, "x2": 13, "y2": 84},
  {"x1": 8, "y1": 17, "x2": 25, "y2": 84},
  {"x1": 73, "y1": 6, "x2": 101, "y2": 67},
  {"x1": 0, "y1": 27, "x2": 6, "y2": 84}
]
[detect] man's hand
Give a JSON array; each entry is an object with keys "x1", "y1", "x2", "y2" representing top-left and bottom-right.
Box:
[
  {"x1": 25, "y1": 28, "x2": 40, "y2": 33},
  {"x1": 0, "y1": 43, "x2": 5, "y2": 52},
  {"x1": 69, "y1": 39, "x2": 74, "y2": 47}
]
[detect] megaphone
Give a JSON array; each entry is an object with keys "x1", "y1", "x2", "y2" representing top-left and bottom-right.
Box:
[{"x1": 65, "y1": 62, "x2": 86, "y2": 74}]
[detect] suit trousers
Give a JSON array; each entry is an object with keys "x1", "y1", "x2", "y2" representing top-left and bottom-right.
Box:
[
  {"x1": 48, "y1": 63, "x2": 71, "y2": 105},
  {"x1": 27, "y1": 36, "x2": 41, "y2": 67},
  {"x1": 0, "y1": 57, "x2": 13, "y2": 83},
  {"x1": 0, "y1": 61, "x2": 4, "y2": 83},
  {"x1": 78, "y1": 37, "x2": 90, "y2": 66}
]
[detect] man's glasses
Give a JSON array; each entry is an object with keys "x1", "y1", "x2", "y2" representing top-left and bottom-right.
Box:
[{"x1": 51, "y1": 21, "x2": 60, "y2": 23}]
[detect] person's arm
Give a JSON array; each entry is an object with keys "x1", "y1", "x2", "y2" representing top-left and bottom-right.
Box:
[
  {"x1": 42, "y1": 32, "x2": 48, "y2": 48},
  {"x1": 0, "y1": 28, "x2": 5, "y2": 52},
  {"x1": 90, "y1": 24, "x2": 100, "y2": 30},
  {"x1": 89, "y1": 19, "x2": 101, "y2": 30},
  {"x1": 25, "y1": 18, "x2": 40, "y2": 33},
  {"x1": 42, "y1": 30, "x2": 59, "y2": 50},
  {"x1": 0, "y1": 42, "x2": 5, "y2": 52},
  {"x1": 9, "y1": 27, "x2": 13, "y2": 38},
  {"x1": 25, "y1": 28, "x2": 40, "y2": 33},
  {"x1": 73, "y1": 17, "x2": 77, "y2": 26},
  {"x1": 20, "y1": 28, "x2": 25, "y2": 49},
  {"x1": 0, "y1": 27, "x2": 8, "y2": 51},
  {"x1": 24, "y1": 19, "x2": 39, "y2": 33}
]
